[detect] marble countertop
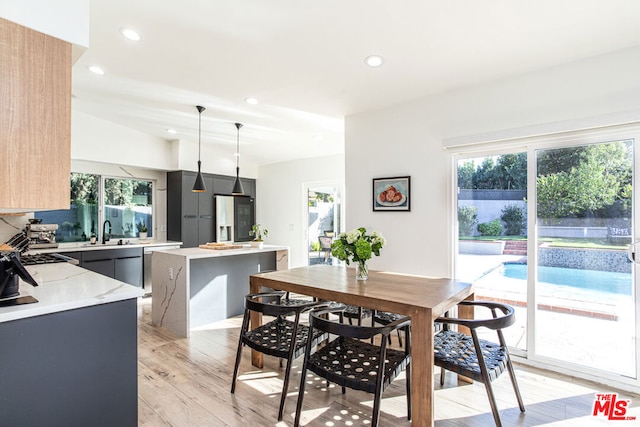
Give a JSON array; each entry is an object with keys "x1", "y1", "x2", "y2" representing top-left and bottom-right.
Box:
[
  {"x1": 27, "y1": 240, "x2": 183, "y2": 254},
  {"x1": 0, "y1": 263, "x2": 145, "y2": 323},
  {"x1": 161, "y1": 244, "x2": 289, "y2": 260}
]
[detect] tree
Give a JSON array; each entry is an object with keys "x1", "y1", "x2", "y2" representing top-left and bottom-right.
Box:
[
  {"x1": 70, "y1": 173, "x2": 98, "y2": 204},
  {"x1": 473, "y1": 157, "x2": 498, "y2": 189},
  {"x1": 457, "y1": 161, "x2": 475, "y2": 189},
  {"x1": 458, "y1": 154, "x2": 527, "y2": 190},
  {"x1": 496, "y1": 153, "x2": 527, "y2": 190},
  {"x1": 536, "y1": 142, "x2": 629, "y2": 221}
]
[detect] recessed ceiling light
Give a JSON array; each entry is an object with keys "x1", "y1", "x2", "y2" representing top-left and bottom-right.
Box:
[
  {"x1": 245, "y1": 97, "x2": 258, "y2": 105},
  {"x1": 88, "y1": 65, "x2": 105, "y2": 75},
  {"x1": 121, "y1": 28, "x2": 141, "y2": 41},
  {"x1": 364, "y1": 55, "x2": 384, "y2": 68},
  {"x1": 166, "y1": 128, "x2": 177, "y2": 134}
]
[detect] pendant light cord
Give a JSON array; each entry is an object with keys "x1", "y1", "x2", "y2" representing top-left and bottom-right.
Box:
[
  {"x1": 192, "y1": 105, "x2": 207, "y2": 192},
  {"x1": 198, "y1": 109, "x2": 202, "y2": 162},
  {"x1": 235, "y1": 122, "x2": 243, "y2": 167},
  {"x1": 232, "y1": 122, "x2": 245, "y2": 195}
]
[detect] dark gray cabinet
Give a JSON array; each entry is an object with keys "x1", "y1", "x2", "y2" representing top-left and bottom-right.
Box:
[
  {"x1": 212, "y1": 175, "x2": 235, "y2": 195},
  {"x1": 74, "y1": 248, "x2": 143, "y2": 287},
  {"x1": 168, "y1": 171, "x2": 215, "y2": 247},
  {"x1": 212, "y1": 176, "x2": 255, "y2": 197},
  {"x1": 83, "y1": 258, "x2": 114, "y2": 277},
  {"x1": 63, "y1": 251, "x2": 82, "y2": 262},
  {"x1": 115, "y1": 256, "x2": 143, "y2": 285},
  {"x1": 167, "y1": 170, "x2": 256, "y2": 247},
  {"x1": 0, "y1": 299, "x2": 138, "y2": 426}
]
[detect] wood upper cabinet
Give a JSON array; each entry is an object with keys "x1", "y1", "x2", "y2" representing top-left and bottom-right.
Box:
[{"x1": 0, "y1": 18, "x2": 71, "y2": 210}]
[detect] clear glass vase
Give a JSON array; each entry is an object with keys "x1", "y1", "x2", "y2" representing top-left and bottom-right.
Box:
[{"x1": 356, "y1": 261, "x2": 368, "y2": 281}]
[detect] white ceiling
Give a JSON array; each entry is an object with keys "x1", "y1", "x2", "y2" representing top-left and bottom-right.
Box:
[{"x1": 71, "y1": 0, "x2": 640, "y2": 166}]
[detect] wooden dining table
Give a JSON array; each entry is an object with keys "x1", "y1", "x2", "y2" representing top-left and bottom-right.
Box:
[{"x1": 249, "y1": 265, "x2": 475, "y2": 427}]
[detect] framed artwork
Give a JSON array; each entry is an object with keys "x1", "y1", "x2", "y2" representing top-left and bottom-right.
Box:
[{"x1": 373, "y1": 176, "x2": 410, "y2": 211}]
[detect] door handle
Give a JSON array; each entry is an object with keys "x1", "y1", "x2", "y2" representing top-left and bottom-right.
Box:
[{"x1": 627, "y1": 240, "x2": 640, "y2": 263}]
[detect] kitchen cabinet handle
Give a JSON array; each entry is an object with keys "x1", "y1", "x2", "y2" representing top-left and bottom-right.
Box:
[
  {"x1": 184, "y1": 215, "x2": 197, "y2": 219},
  {"x1": 200, "y1": 215, "x2": 213, "y2": 219}
]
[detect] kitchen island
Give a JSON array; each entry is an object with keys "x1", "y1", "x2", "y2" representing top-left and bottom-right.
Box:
[
  {"x1": 0, "y1": 262, "x2": 143, "y2": 427},
  {"x1": 151, "y1": 244, "x2": 288, "y2": 337}
]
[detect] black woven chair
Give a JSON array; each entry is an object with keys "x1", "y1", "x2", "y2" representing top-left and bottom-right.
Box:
[
  {"x1": 343, "y1": 304, "x2": 373, "y2": 325},
  {"x1": 256, "y1": 270, "x2": 315, "y2": 306},
  {"x1": 294, "y1": 306, "x2": 412, "y2": 427},
  {"x1": 231, "y1": 291, "x2": 327, "y2": 421},
  {"x1": 373, "y1": 310, "x2": 408, "y2": 346},
  {"x1": 434, "y1": 300, "x2": 525, "y2": 427}
]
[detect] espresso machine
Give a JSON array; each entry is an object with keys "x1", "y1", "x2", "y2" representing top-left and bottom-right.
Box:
[{"x1": 26, "y1": 222, "x2": 59, "y2": 249}]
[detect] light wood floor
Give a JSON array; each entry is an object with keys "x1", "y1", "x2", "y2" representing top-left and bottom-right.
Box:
[{"x1": 137, "y1": 297, "x2": 639, "y2": 426}]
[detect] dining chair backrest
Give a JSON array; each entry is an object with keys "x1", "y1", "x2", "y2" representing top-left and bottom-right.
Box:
[
  {"x1": 437, "y1": 300, "x2": 515, "y2": 332},
  {"x1": 310, "y1": 306, "x2": 410, "y2": 340},
  {"x1": 244, "y1": 291, "x2": 319, "y2": 317}
]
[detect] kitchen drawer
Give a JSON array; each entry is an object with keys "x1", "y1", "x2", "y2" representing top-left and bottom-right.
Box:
[
  {"x1": 82, "y1": 247, "x2": 142, "y2": 261},
  {"x1": 82, "y1": 259, "x2": 114, "y2": 277},
  {"x1": 62, "y1": 251, "x2": 82, "y2": 262},
  {"x1": 115, "y1": 257, "x2": 143, "y2": 287}
]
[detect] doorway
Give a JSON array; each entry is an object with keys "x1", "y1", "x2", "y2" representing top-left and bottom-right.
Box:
[{"x1": 305, "y1": 183, "x2": 342, "y2": 266}]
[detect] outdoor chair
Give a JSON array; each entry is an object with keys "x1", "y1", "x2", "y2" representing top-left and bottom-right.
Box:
[
  {"x1": 231, "y1": 291, "x2": 327, "y2": 421},
  {"x1": 318, "y1": 235, "x2": 333, "y2": 264},
  {"x1": 434, "y1": 300, "x2": 525, "y2": 427},
  {"x1": 294, "y1": 306, "x2": 412, "y2": 427}
]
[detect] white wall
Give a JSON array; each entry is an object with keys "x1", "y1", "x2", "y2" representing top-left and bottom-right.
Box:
[
  {"x1": 72, "y1": 111, "x2": 174, "y2": 170},
  {"x1": 72, "y1": 110, "x2": 259, "y2": 177},
  {"x1": 345, "y1": 45, "x2": 640, "y2": 278},
  {"x1": 172, "y1": 138, "x2": 259, "y2": 178},
  {"x1": 257, "y1": 154, "x2": 345, "y2": 268},
  {"x1": 0, "y1": 0, "x2": 89, "y2": 47}
]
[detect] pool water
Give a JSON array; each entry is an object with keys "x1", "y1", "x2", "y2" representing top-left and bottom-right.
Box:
[{"x1": 502, "y1": 263, "x2": 632, "y2": 295}]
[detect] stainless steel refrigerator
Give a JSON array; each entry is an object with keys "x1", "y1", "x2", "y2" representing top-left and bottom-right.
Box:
[{"x1": 214, "y1": 195, "x2": 255, "y2": 243}]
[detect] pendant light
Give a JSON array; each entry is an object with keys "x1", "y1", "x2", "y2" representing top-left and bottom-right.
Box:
[
  {"x1": 192, "y1": 105, "x2": 207, "y2": 192},
  {"x1": 232, "y1": 122, "x2": 245, "y2": 195}
]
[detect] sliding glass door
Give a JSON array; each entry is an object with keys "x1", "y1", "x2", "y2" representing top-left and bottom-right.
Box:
[
  {"x1": 455, "y1": 134, "x2": 637, "y2": 384},
  {"x1": 534, "y1": 140, "x2": 635, "y2": 376},
  {"x1": 456, "y1": 152, "x2": 528, "y2": 351}
]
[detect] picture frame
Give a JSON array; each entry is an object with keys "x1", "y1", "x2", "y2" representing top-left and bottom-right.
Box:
[{"x1": 373, "y1": 176, "x2": 410, "y2": 211}]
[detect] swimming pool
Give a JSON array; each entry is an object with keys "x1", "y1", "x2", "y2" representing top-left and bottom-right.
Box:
[{"x1": 502, "y1": 263, "x2": 632, "y2": 295}]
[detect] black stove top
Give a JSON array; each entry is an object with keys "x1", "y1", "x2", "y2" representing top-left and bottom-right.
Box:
[{"x1": 20, "y1": 253, "x2": 74, "y2": 266}]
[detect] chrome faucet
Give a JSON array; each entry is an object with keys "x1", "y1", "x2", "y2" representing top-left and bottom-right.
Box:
[{"x1": 102, "y1": 220, "x2": 112, "y2": 244}]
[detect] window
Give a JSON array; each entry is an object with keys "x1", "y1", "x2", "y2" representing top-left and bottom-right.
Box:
[
  {"x1": 38, "y1": 174, "x2": 153, "y2": 243},
  {"x1": 104, "y1": 178, "x2": 153, "y2": 239},
  {"x1": 39, "y1": 173, "x2": 99, "y2": 242}
]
